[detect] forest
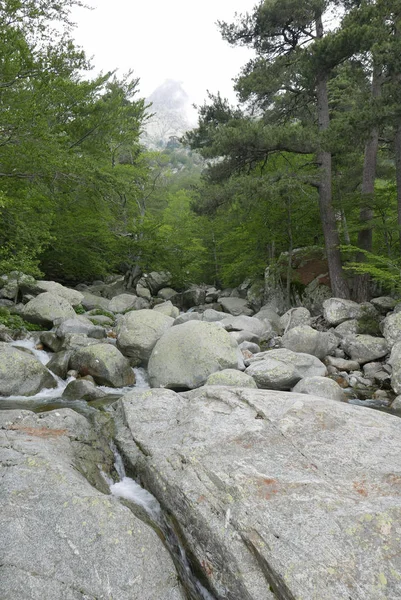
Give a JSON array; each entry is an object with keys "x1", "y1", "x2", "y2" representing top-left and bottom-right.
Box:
[{"x1": 0, "y1": 0, "x2": 400, "y2": 302}]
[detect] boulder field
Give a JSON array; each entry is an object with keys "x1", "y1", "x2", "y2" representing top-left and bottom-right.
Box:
[{"x1": 1, "y1": 272, "x2": 401, "y2": 598}]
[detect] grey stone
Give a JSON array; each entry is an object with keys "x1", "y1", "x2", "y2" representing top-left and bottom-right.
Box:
[
  {"x1": 334, "y1": 319, "x2": 360, "y2": 337},
  {"x1": 144, "y1": 271, "x2": 172, "y2": 295},
  {"x1": 70, "y1": 344, "x2": 135, "y2": 388},
  {"x1": 157, "y1": 287, "x2": 178, "y2": 301},
  {"x1": 62, "y1": 379, "x2": 107, "y2": 401},
  {"x1": 391, "y1": 395, "x2": 401, "y2": 410},
  {"x1": 81, "y1": 292, "x2": 111, "y2": 311},
  {"x1": 136, "y1": 283, "x2": 152, "y2": 300},
  {"x1": 40, "y1": 331, "x2": 62, "y2": 352},
  {"x1": 206, "y1": 369, "x2": 257, "y2": 388},
  {"x1": 87, "y1": 314, "x2": 114, "y2": 326},
  {"x1": 182, "y1": 286, "x2": 206, "y2": 309},
  {"x1": 0, "y1": 409, "x2": 185, "y2": 600},
  {"x1": 301, "y1": 276, "x2": 332, "y2": 316},
  {"x1": 254, "y1": 306, "x2": 283, "y2": 333},
  {"x1": 58, "y1": 333, "x2": 102, "y2": 352},
  {"x1": 35, "y1": 281, "x2": 84, "y2": 306},
  {"x1": 20, "y1": 279, "x2": 83, "y2": 306},
  {"x1": 54, "y1": 316, "x2": 106, "y2": 339},
  {"x1": 46, "y1": 350, "x2": 72, "y2": 379},
  {"x1": 282, "y1": 325, "x2": 338, "y2": 360},
  {"x1": 220, "y1": 315, "x2": 272, "y2": 338},
  {"x1": 238, "y1": 341, "x2": 261, "y2": 354},
  {"x1": 23, "y1": 293, "x2": 76, "y2": 328},
  {"x1": 229, "y1": 330, "x2": 261, "y2": 345},
  {"x1": 219, "y1": 297, "x2": 253, "y2": 316},
  {"x1": 389, "y1": 341, "x2": 401, "y2": 394},
  {"x1": 383, "y1": 311, "x2": 401, "y2": 348},
  {"x1": 116, "y1": 386, "x2": 401, "y2": 600},
  {"x1": 325, "y1": 356, "x2": 360, "y2": 372},
  {"x1": 109, "y1": 293, "x2": 141, "y2": 313},
  {"x1": 117, "y1": 309, "x2": 174, "y2": 366},
  {"x1": 0, "y1": 342, "x2": 56, "y2": 396},
  {"x1": 173, "y1": 312, "x2": 202, "y2": 326},
  {"x1": 363, "y1": 361, "x2": 385, "y2": 378},
  {"x1": 148, "y1": 321, "x2": 239, "y2": 390},
  {"x1": 292, "y1": 376, "x2": 346, "y2": 401},
  {"x1": 202, "y1": 308, "x2": 224, "y2": 322},
  {"x1": 280, "y1": 307, "x2": 311, "y2": 332},
  {"x1": 349, "y1": 374, "x2": 373, "y2": 389},
  {"x1": 370, "y1": 296, "x2": 398, "y2": 314},
  {"x1": 342, "y1": 335, "x2": 388, "y2": 364},
  {"x1": 373, "y1": 371, "x2": 391, "y2": 386},
  {"x1": 246, "y1": 281, "x2": 264, "y2": 310},
  {"x1": 153, "y1": 301, "x2": 180, "y2": 319},
  {"x1": 245, "y1": 348, "x2": 327, "y2": 390},
  {"x1": 323, "y1": 298, "x2": 367, "y2": 325}
]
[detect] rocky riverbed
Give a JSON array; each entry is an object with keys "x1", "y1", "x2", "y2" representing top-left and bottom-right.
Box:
[{"x1": 1, "y1": 272, "x2": 401, "y2": 598}]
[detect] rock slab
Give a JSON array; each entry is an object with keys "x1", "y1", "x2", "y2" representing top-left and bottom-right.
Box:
[
  {"x1": 0, "y1": 409, "x2": 184, "y2": 600},
  {"x1": 116, "y1": 387, "x2": 401, "y2": 600}
]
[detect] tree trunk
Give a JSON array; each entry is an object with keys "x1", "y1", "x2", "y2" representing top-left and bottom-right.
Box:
[
  {"x1": 396, "y1": 123, "x2": 401, "y2": 251},
  {"x1": 315, "y1": 13, "x2": 350, "y2": 299},
  {"x1": 353, "y1": 65, "x2": 381, "y2": 302}
]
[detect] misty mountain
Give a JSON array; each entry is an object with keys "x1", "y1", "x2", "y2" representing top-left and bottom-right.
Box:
[{"x1": 143, "y1": 79, "x2": 193, "y2": 148}]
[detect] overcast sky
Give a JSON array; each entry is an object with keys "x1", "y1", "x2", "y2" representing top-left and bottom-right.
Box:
[{"x1": 71, "y1": 0, "x2": 257, "y2": 109}]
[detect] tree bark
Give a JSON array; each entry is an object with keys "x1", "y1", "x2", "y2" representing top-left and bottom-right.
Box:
[
  {"x1": 315, "y1": 13, "x2": 350, "y2": 299},
  {"x1": 353, "y1": 65, "x2": 381, "y2": 302},
  {"x1": 396, "y1": 123, "x2": 401, "y2": 250}
]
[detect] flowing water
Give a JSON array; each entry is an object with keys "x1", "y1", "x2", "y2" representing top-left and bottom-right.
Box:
[
  {"x1": 1, "y1": 339, "x2": 149, "y2": 414},
  {"x1": 103, "y1": 443, "x2": 216, "y2": 600},
  {"x1": 1, "y1": 335, "x2": 400, "y2": 599}
]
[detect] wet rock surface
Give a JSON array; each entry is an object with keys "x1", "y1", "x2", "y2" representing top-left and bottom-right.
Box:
[
  {"x1": 115, "y1": 386, "x2": 401, "y2": 600},
  {"x1": 0, "y1": 342, "x2": 57, "y2": 396},
  {"x1": 0, "y1": 409, "x2": 185, "y2": 600}
]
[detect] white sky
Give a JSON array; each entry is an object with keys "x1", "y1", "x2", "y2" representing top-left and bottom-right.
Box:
[{"x1": 71, "y1": 0, "x2": 257, "y2": 109}]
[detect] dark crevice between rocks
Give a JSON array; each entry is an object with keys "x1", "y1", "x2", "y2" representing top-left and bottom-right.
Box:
[
  {"x1": 110, "y1": 437, "x2": 218, "y2": 600},
  {"x1": 240, "y1": 534, "x2": 294, "y2": 600}
]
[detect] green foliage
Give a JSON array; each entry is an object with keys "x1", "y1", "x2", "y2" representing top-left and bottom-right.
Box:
[
  {"x1": 73, "y1": 305, "x2": 86, "y2": 315},
  {"x1": 157, "y1": 190, "x2": 209, "y2": 288},
  {"x1": 342, "y1": 245, "x2": 401, "y2": 292},
  {"x1": 88, "y1": 309, "x2": 115, "y2": 320},
  {"x1": 0, "y1": 307, "x2": 42, "y2": 331}
]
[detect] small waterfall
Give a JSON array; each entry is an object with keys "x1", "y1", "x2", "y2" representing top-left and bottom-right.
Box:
[
  {"x1": 108, "y1": 443, "x2": 216, "y2": 600},
  {"x1": 11, "y1": 338, "x2": 51, "y2": 365},
  {"x1": 109, "y1": 442, "x2": 161, "y2": 520}
]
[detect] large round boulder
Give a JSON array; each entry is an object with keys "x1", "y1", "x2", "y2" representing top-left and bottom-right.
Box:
[
  {"x1": 153, "y1": 301, "x2": 179, "y2": 319},
  {"x1": 54, "y1": 316, "x2": 106, "y2": 339},
  {"x1": 282, "y1": 325, "x2": 338, "y2": 359},
  {"x1": 108, "y1": 293, "x2": 143, "y2": 313},
  {"x1": 245, "y1": 348, "x2": 327, "y2": 390},
  {"x1": 69, "y1": 344, "x2": 135, "y2": 387},
  {"x1": 219, "y1": 297, "x2": 253, "y2": 316},
  {"x1": 148, "y1": 321, "x2": 239, "y2": 390},
  {"x1": 117, "y1": 309, "x2": 174, "y2": 366},
  {"x1": 0, "y1": 343, "x2": 57, "y2": 396},
  {"x1": 280, "y1": 307, "x2": 311, "y2": 332},
  {"x1": 220, "y1": 315, "x2": 271, "y2": 338},
  {"x1": 80, "y1": 292, "x2": 111, "y2": 312},
  {"x1": 341, "y1": 334, "x2": 388, "y2": 364},
  {"x1": 20, "y1": 279, "x2": 83, "y2": 306},
  {"x1": 323, "y1": 298, "x2": 370, "y2": 326},
  {"x1": 23, "y1": 292, "x2": 76, "y2": 328}
]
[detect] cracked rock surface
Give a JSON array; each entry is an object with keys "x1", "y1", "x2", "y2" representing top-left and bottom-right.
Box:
[
  {"x1": 0, "y1": 408, "x2": 184, "y2": 600},
  {"x1": 115, "y1": 386, "x2": 401, "y2": 600}
]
